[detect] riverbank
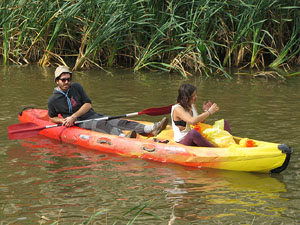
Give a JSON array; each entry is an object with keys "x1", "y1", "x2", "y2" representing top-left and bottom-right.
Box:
[{"x1": 1, "y1": 0, "x2": 299, "y2": 77}]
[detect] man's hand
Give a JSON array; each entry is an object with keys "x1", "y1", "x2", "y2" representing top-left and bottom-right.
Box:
[{"x1": 62, "y1": 116, "x2": 76, "y2": 127}]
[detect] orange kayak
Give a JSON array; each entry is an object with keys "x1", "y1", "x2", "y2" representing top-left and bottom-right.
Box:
[{"x1": 17, "y1": 108, "x2": 292, "y2": 173}]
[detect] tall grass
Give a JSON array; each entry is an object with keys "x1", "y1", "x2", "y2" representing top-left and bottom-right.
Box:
[{"x1": 0, "y1": 0, "x2": 299, "y2": 77}]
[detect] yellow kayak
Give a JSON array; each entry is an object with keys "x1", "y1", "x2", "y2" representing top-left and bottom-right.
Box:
[{"x1": 17, "y1": 109, "x2": 292, "y2": 173}]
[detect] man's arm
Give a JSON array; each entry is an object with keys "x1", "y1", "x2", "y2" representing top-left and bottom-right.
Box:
[
  {"x1": 70, "y1": 102, "x2": 92, "y2": 120},
  {"x1": 50, "y1": 103, "x2": 92, "y2": 127},
  {"x1": 49, "y1": 116, "x2": 64, "y2": 124}
]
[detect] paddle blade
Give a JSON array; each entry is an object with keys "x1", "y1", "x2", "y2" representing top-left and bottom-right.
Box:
[
  {"x1": 7, "y1": 122, "x2": 45, "y2": 140},
  {"x1": 138, "y1": 105, "x2": 172, "y2": 116}
]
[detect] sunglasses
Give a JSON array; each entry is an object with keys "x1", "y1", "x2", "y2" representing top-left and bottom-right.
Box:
[{"x1": 59, "y1": 78, "x2": 72, "y2": 82}]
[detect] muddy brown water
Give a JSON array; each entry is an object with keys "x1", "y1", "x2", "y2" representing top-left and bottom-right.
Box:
[{"x1": 1, "y1": 65, "x2": 300, "y2": 224}]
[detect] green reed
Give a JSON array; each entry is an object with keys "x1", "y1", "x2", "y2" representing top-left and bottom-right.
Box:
[
  {"x1": 0, "y1": 0, "x2": 299, "y2": 77},
  {"x1": 45, "y1": 200, "x2": 160, "y2": 224}
]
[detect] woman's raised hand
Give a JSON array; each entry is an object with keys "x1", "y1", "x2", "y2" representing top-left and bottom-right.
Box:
[
  {"x1": 209, "y1": 103, "x2": 219, "y2": 114},
  {"x1": 202, "y1": 100, "x2": 212, "y2": 111}
]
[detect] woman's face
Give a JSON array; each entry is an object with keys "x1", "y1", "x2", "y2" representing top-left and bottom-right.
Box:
[{"x1": 190, "y1": 90, "x2": 197, "y2": 104}]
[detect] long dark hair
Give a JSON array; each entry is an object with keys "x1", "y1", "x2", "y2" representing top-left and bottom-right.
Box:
[{"x1": 176, "y1": 84, "x2": 196, "y2": 111}]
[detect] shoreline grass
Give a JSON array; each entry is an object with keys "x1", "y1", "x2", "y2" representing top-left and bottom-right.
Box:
[{"x1": 1, "y1": 0, "x2": 299, "y2": 77}]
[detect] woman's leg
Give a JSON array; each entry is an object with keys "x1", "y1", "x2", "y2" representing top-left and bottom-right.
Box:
[
  {"x1": 224, "y1": 120, "x2": 232, "y2": 134},
  {"x1": 179, "y1": 129, "x2": 214, "y2": 147}
]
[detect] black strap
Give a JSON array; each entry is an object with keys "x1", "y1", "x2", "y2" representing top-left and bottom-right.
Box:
[{"x1": 174, "y1": 120, "x2": 186, "y2": 127}]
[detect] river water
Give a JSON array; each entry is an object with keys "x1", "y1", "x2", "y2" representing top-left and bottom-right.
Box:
[{"x1": 0, "y1": 65, "x2": 300, "y2": 224}]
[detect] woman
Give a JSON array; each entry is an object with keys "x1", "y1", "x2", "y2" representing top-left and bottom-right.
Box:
[{"x1": 171, "y1": 84, "x2": 231, "y2": 147}]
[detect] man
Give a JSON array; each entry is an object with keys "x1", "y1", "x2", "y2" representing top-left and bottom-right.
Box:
[{"x1": 48, "y1": 66, "x2": 168, "y2": 138}]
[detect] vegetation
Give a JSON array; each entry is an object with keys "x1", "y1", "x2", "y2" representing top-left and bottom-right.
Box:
[
  {"x1": 43, "y1": 200, "x2": 161, "y2": 224},
  {"x1": 0, "y1": 0, "x2": 299, "y2": 77}
]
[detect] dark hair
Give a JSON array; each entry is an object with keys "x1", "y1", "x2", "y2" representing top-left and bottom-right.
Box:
[{"x1": 177, "y1": 84, "x2": 196, "y2": 111}]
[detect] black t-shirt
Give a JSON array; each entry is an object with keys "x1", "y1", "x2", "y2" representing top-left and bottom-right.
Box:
[{"x1": 48, "y1": 82, "x2": 102, "y2": 120}]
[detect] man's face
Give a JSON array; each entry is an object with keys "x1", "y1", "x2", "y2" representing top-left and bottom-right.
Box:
[{"x1": 56, "y1": 73, "x2": 72, "y2": 92}]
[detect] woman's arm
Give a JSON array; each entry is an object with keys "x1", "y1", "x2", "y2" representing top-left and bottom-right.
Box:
[{"x1": 174, "y1": 103, "x2": 219, "y2": 125}]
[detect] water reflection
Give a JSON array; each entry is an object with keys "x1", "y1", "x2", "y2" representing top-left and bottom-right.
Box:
[
  {"x1": 163, "y1": 168, "x2": 287, "y2": 223},
  {"x1": 2, "y1": 136, "x2": 290, "y2": 224}
]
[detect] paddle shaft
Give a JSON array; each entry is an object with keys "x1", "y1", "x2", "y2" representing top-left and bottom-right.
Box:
[
  {"x1": 57, "y1": 104, "x2": 172, "y2": 125},
  {"x1": 7, "y1": 114, "x2": 137, "y2": 140},
  {"x1": 76, "y1": 112, "x2": 139, "y2": 124}
]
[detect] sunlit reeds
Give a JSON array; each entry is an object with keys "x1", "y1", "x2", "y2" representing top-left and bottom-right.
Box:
[{"x1": 0, "y1": 0, "x2": 299, "y2": 77}]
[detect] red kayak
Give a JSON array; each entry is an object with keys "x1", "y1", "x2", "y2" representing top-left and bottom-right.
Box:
[{"x1": 9, "y1": 108, "x2": 292, "y2": 173}]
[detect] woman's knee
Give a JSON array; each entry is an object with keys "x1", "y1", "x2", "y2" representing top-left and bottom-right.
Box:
[
  {"x1": 224, "y1": 119, "x2": 232, "y2": 134},
  {"x1": 190, "y1": 129, "x2": 202, "y2": 137}
]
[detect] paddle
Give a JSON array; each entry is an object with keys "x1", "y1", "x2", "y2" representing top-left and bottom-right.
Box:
[{"x1": 7, "y1": 105, "x2": 172, "y2": 140}]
